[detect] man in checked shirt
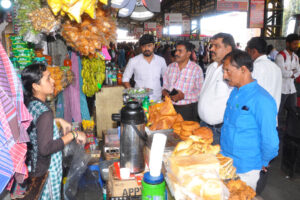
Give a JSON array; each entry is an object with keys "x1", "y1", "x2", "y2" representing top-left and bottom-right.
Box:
[{"x1": 162, "y1": 41, "x2": 204, "y2": 121}]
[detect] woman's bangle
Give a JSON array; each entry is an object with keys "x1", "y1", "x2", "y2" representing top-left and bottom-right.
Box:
[{"x1": 71, "y1": 131, "x2": 76, "y2": 139}]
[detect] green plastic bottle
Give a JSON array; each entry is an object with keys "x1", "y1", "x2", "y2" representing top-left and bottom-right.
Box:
[
  {"x1": 142, "y1": 172, "x2": 166, "y2": 200},
  {"x1": 142, "y1": 96, "x2": 150, "y2": 120}
]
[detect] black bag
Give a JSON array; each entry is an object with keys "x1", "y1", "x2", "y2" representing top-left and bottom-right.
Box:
[{"x1": 19, "y1": 172, "x2": 49, "y2": 200}]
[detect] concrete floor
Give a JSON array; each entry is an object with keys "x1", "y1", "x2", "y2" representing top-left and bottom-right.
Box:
[{"x1": 260, "y1": 145, "x2": 300, "y2": 200}]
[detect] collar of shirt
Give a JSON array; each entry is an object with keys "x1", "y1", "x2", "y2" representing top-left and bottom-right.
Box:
[
  {"x1": 235, "y1": 80, "x2": 257, "y2": 93},
  {"x1": 173, "y1": 59, "x2": 195, "y2": 71},
  {"x1": 284, "y1": 49, "x2": 297, "y2": 61},
  {"x1": 254, "y1": 55, "x2": 268, "y2": 63},
  {"x1": 140, "y1": 53, "x2": 156, "y2": 63}
]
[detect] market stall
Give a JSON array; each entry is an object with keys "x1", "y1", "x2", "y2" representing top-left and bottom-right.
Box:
[
  {"x1": 100, "y1": 96, "x2": 258, "y2": 200},
  {"x1": 0, "y1": 0, "x2": 122, "y2": 199},
  {"x1": 0, "y1": 0, "x2": 266, "y2": 200}
]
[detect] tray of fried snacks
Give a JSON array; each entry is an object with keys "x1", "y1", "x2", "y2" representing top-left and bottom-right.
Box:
[{"x1": 225, "y1": 179, "x2": 256, "y2": 200}]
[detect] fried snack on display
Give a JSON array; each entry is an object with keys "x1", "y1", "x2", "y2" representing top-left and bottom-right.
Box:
[
  {"x1": 172, "y1": 136, "x2": 220, "y2": 157},
  {"x1": 61, "y1": 4, "x2": 117, "y2": 57},
  {"x1": 175, "y1": 113, "x2": 184, "y2": 123},
  {"x1": 180, "y1": 130, "x2": 193, "y2": 137},
  {"x1": 174, "y1": 122, "x2": 212, "y2": 143},
  {"x1": 28, "y1": 7, "x2": 61, "y2": 34},
  {"x1": 226, "y1": 179, "x2": 256, "y2": 200},
  {"x1": 193, "y1": 127, "x2": 213, "y2": 144},
  {"x1": 148, "y1": 96, "x2": 178, "y2": 131},
  {"x1": 159, "y1": 96, "x2": 177, "y2": 116},
  {"x1": 172, "y1": 122, "x2": 181, "y2": 131},
  {"x1": 181, "y1": 121, "x2": 200, "y2": 131}
]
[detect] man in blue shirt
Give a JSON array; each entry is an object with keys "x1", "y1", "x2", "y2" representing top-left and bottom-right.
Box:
[{"x1": 221, "y1": 49, "x2": 279, "y2": 190}]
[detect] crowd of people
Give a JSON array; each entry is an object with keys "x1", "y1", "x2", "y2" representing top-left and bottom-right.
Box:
[{"x1": 121, "y1": 33, "x2": 300, "y2": 194}]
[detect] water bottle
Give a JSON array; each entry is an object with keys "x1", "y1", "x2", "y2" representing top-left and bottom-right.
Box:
[
  {"x1": 108, "y1": 67, "x2": 113, "y2": 86},
  {"x1": 112, "y1": 67, "x2": 117, "y2": 86},
  {"x1": 142, "y1": 96, "x2": 150, "y2": 120},
  {"x1": 105, "y1": 66, "x2": 109, "y2": 85},
  {"x1": 117, "y1": 69, "x2": 123, "y2": 85}
]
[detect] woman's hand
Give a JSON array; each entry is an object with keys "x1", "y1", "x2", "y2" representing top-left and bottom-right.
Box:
[
  {"x1": 55, "y1": 118, "x2": 72, "y2": 135},
  {"x1": 75, "y1": 131, "x2": 87, "y2": 145}
]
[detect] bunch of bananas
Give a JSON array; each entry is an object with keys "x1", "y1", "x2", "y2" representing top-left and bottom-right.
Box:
[
  {"x1": 81, "y1": 57, "x2": 105, "y2": 97},
  {"x1": 82, "y1": 119, "x2": 95, "y2": 131}
]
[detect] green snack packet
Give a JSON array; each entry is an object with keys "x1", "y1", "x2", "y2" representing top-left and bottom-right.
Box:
[
  {"x1": 11, "y1": 40, "x2": 26, "y2": 45},
  {"x1": 14, "y1": 52, "x2": 32, "y2": 57},
  {"x1": 17, "y1": 60, "x2": 32, "y2": 67},
  {"x1": 10, "y1": 36, "x2": 23, "y2": 41},
  {"x1": 16, "y1": 57, "x2": 32, "y2": 62},
  {"x1": 12, "y1": 43, "x2": 28, "y2": 49},
  {"x1": 13, "y1": 49, "x2": 35, "y2": 57}
]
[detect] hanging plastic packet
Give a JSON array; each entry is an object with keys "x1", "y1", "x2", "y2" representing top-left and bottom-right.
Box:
[
  {"x1": 32, "y1": 57, "x2": 48, "y2": 65},
  {"x1": 28, "y1": 7, "x2": 61, "y2": 34},
  {"x1": 23, "y1": 31, "x2": 43, "y2": 44}
]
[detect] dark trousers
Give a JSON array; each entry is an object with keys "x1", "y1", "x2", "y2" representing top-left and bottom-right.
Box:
[
  {"x1": 278, "y1": 93, "x2": 297, "y2": 130},
  {"x1": 281, "y1": 135, "x2": 300, "y2": 178},
  {"x1": 256, "y1": 169, "x2": 269, "y2": 195},
  {"x1": 173, "y1": 102, "x2": 199, "y2": 122}
]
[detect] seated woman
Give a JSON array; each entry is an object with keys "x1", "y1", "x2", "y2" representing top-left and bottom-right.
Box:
[{"x1": 21, "y1": 63, "x2": 86, "y2": 199}]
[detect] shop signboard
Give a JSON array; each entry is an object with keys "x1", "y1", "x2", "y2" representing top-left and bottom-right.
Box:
[
  {"x1": 134, "y1": 27, "x2": 144, "y2": 34},
  {"x1": 216, "y1": 0, "x2": 248, "y2": 11},
  {"x1": 164, "y1": 13, "x2": 182, "y2": 26},
  {"x1": 156, "y1": 25, "x2": 163, "y2": 38},
  {"x1": 182, "y1": 19, "x2": 191, "y2": 35},
  {"x1": 247, "y1": 0, "x2": 265, "y2": 28},
  {"x1": 133, "y1": 27, "x2": 143, "y2": 38},
  {"x1": 144, "y1": 22, "x2": 157, "y2": 31}
]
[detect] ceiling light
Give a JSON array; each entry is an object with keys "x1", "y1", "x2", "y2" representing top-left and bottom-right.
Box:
[
  {"x1": 1, "y1": 0, "x2": 11, "y2": 9},
  {"x1": 130, "y1": 4, "x2": 154, "y2": 21}
]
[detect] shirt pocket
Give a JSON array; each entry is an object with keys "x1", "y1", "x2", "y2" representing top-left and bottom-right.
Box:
[{"x1": 235, "y1": 109, "x2": 257, "y2": 129}]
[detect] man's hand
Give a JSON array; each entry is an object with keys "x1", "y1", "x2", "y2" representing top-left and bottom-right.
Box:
[
  {"x1": 162, "y1": 89, "x2": 170, "y2": 98},
  {"x1": 291, "y1": 69, "x2": 297, "y2": 78},
  {"x1": 262, "y1": 166, "x2": 269, "y2": 172},
  {"x1": 171, "y1": 90, "x2": 184, "y2": 102},
  {"x1": 123, "y1": 82, "x2": 131, "y2": 89}
]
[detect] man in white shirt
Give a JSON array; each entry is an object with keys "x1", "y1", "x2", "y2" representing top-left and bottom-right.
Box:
[
  {"x1": 246, "y1": 37, "x2": 282, "y2": 111},
  {"x1": 122, "y1": 34, "x2": 167, "y2": 101},
  {"x1": 198, "y1": 33, "x2": 235, "y2": 144},
  {"x1": 246, "y1": 37, "x2": 283, "y2": 196},
  {"x1": 275, "y1": 34, "x2": 300, "y2": 130}
]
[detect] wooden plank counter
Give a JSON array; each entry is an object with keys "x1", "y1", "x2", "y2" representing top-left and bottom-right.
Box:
[{"x1": 95, "y1": 85, "x2": 124, "y2": 138}]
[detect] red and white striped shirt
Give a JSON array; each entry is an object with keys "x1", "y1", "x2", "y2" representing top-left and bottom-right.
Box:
[{"x1": 163, "y1": 60, "x2": 203, "y2": 105}]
